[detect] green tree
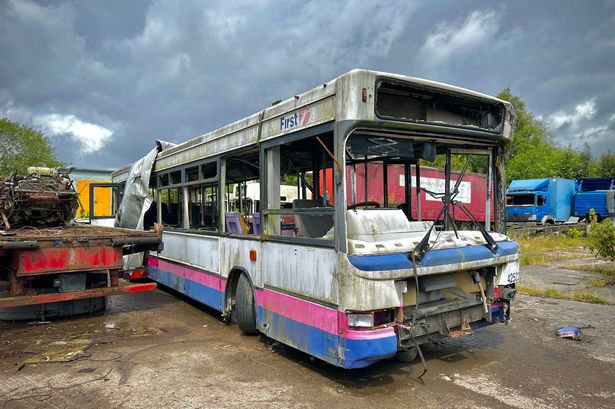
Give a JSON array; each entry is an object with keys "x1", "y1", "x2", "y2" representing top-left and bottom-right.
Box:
[
  {"x1": 496, "y1": 89, "x2": 600, "y2": 184},
  {"x1": 0, "y1": 118, "x2": 63, "y2": 176},
  {"x1": 579, "y1": 143, "x2": 595, "y2": 177},
  {"x1": 597, "y1": 150, "x2": 615, "y2": 177}
]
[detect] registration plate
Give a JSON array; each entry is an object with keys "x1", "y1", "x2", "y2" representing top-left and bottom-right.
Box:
[{"x1": 500, "y1": 261, "x2": 520, "y2": 284}]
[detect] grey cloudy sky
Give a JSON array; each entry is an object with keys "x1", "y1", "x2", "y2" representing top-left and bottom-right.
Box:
[{"x1": 1, "y1": 0, "x2": 614, "y2": 169}]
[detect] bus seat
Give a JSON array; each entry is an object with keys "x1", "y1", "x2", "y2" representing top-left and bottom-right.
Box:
[
  {"x1": 292, "y1": 199, "x2": 333, "y2": 238},
  {"x1": 252, "y1": 212, "x2": 260, "y2": 235},
  {"x1": 190, "y1": 204, "x2": 201, "y2": 226},
  {"x1": 225, "y1": 212, "x2": 245, "y2": 234}
]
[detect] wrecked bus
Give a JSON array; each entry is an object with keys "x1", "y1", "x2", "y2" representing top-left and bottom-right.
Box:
[{"x1": 117, "y1": 69, "x2": 519, "y2": 369}]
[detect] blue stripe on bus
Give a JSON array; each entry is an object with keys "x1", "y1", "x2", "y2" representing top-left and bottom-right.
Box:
[
  {"x1": 259, "y1": 306, "x2": 398, "y2": 369},
  {"x1": 348, "y1": 240, "x2": 519, "y2": 271},
  {"x1": 149, "y1": 266, "x2": 224, "y2": 311}
]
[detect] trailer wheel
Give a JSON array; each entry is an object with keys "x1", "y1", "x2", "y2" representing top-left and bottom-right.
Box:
[{"x1": 235, "y1": 274, "x2": 258, "y2": 335}]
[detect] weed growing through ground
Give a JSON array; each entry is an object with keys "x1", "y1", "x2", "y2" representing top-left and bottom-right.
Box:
[
  {"x1": 517, "y1": 286, "x2": 610, "y2": 305},
  {"x1": 512, "y1": 233, "x2": 590, "y2": 266}
]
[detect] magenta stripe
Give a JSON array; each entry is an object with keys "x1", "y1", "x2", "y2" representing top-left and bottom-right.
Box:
[
  {"x1": 258, "y1": 289, "x2": 339, "y2": 335},
  {"x1": 342, "y1": 326, "x2": 396, "y2": 340},
  {"x1": 153, "y1": 257, "x2": 226, "y2": 290},
  {"x1": 149, "y1": 257, "x2": 396, "y2": 342}
]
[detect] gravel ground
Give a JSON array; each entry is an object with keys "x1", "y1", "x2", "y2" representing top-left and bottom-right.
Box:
[{"x1": 1, "y1": 288, "x2": 614, "y2": 409}]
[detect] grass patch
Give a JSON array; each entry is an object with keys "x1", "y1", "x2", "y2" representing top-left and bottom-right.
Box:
[
  {"x1": 567, "y1": 263, "x2": 615, "y2": 276},
  {"x1": 563, "y1": 263, "x2": 615, "y2": 288},
  {"x1": 512, "y1": 234, "x2": 591, "y2": 266},
  {"x1": 588, "y1": 277, "x2": 615, "y2": 288},
  {"x1": 570, "y1": 291, "x2": 610, "y2": 305},
  {"x1": 517, "y1": 285, "x2": 611, "y2": 305},
  {"x1": 517, "y1": 286, "x2": 564, "y2": 298}
]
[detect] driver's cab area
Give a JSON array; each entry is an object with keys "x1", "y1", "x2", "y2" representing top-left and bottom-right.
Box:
[{"x1": 344, "y1": 133, "x2": 498, "y2": 257}]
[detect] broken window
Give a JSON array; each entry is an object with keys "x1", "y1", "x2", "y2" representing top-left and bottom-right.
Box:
[
  {"x1": 507, "y1": 194, "x2": 535, "y2": 206},
  {"x1": 263, "y1": 134, "x2": 334, "y2": 241},
  {"x1": 375, "y1": 79, "x2": 505, "y2": 132},
  {"x1": 223, "y1": 152, "x2": 260, "y2": 235}
]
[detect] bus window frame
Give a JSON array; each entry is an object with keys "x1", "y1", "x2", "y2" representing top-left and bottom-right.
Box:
[{"x1": 260, "y1": 123, "x2": 336, "y2": 248}]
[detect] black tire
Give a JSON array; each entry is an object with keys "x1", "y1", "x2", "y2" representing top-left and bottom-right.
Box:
[
  {"x1": 236, "y1": 274, "x2": 258, "y2": 335},
  {"x1": 395, "y1": 347, "x2": 418, "y2": 363}
]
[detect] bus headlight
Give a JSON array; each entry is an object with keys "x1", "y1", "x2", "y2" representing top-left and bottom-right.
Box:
[{"x1": 347, "y1": 313, "x2": 374, "y2": 328}]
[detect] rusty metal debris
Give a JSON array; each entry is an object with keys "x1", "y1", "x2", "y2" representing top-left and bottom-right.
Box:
[
  {"x1": 0, "y1": 168, "x2": 78, "y2": 230},
  {"x1": 17, "y1": 338, "x2": 92, "y2": 371}
]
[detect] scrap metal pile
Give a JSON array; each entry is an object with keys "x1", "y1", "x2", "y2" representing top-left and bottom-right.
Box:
[{"x1": 0, "y1": 167, "x2": 78, "y2": 230}]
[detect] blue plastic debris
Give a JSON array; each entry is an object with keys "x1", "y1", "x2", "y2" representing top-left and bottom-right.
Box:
[{"x1": 557, "y1": 327, "x2": 581, "y2": 340}]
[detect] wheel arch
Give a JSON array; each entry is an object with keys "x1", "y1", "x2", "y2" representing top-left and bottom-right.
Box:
[
  {"x1": 541, "y1": 215, "x2": 555, "y2": 225},
  {"x1": 223, "y1": 266, "x2": 256, "y2": 316}
]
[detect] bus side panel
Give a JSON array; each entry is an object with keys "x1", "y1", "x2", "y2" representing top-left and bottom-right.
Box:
[
  {"x1": 254, "y1": 287, "x2": 399, "y2": 368},
  {"x1": 149, "y1": 232, "x2": 224, "y2": 310},
  {"x1": 258, "y1": 243, "x2": 339, "y2": 363},
  {"x1": 148, "y1": 256, "x2": 225, "y2": 310},
  {"x1": 218, "y1": 237, "x2": 263, "y2": 288},
  {"x1": 260, "y1": 243, "x2": 338, "y2": 304},
  {"x1": 255, "y1": 288, "x2": 340, "y2": 365}
]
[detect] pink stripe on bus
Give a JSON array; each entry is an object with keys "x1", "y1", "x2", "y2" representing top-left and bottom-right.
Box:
[
  {"x1": 341, "y1": 326, "x2": 396, "y2": 341},
  {"x1": 149, "y1": 256, "x2": 396, "y2": 342},
  {"x1": 258, "y1": 289, "x2": 339, "y2": 335},
  {"x1": 154, "y1": 258, "x2": 225, "y2": 290}
]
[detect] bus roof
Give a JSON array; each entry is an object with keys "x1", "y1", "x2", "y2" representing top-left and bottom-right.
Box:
[{"x1": 118, "y1": 69, "x2": 515, "y2": 174}]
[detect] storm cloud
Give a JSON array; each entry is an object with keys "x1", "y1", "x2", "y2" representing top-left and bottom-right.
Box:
[{"x1": 1, "y1": 0, "x2": 614, "y2": 169}]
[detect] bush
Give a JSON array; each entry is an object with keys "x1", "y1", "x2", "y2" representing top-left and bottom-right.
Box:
[
  {"x1": 587, "y1": 209, "x2": 615, "y2": 262},
  {"x1": 566, "y1": 228, "x2": 583, "y2": 239}
]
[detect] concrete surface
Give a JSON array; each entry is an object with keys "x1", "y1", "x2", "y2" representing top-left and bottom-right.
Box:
[
  {"x1": 1, "y1": 288, "x2": 614, "y2": 409},
  {"x1": 520, "y1": 259, "x2": 615, "y2": 304}
]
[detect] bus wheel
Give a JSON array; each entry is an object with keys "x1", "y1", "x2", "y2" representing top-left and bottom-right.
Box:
[
  {"x1": 395, "y1": 347, "x2": 418, "y2": 363},
  {"x1": 236, "y1": 274, "x2": 258, "y2": 335}
]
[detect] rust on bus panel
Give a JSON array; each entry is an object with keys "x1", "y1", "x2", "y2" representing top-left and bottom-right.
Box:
[{"x1": 14, "y1": 246, "x2": 122, "y2": 276}]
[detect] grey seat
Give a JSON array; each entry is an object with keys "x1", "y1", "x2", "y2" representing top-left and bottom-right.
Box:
[{"x1": 292, "y1": 199, "x2": 334, "y2": 238}]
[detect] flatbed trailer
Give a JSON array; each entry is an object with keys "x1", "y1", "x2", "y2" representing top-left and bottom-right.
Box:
[{"x1": 0, "y1": 224, "x2": 162, "y2": 320}]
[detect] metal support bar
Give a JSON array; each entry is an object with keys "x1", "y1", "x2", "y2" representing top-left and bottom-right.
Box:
[
  {"x1": 404, "y1": 163, "x2": 411, "y2": 219},
  {"x1": 0, "y1": 282, "x2": 157, "y2": 308},
  {"x1": 383, "y1": 161, "x2": 389, "y2": 207},
  {"x1": 486, "y1": 151, "x2": 493, "y2": 232},
  {"x1": 415, "y1": 162, "x2": 422, "y2": 221},
  {"x1": 444, "y1": 151, "x2": 451, "y2": 231},
  {"x1": 363, "y1": 155, "x2": 368, "y2": 203}
]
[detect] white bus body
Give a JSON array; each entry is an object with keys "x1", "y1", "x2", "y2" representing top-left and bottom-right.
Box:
[{"x1": 114, "y1": 69, "x2": 519, "y2": 368}]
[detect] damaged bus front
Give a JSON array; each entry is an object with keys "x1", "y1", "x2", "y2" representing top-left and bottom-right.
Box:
[{"x1": 331, "y1": 73, "x2": 520, "y2": 368}]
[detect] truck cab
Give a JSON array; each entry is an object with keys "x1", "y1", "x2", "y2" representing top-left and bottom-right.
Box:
[{"x1": 506, "y1": 178, "x2": 575, "y2": 225}]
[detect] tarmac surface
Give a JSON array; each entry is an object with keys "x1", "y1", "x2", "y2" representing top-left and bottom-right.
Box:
[{"x1": 1, "y1": 286, "x2": 614, "y2": 409}]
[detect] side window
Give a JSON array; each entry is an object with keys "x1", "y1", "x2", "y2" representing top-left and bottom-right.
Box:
[
  {"x1": 158, "y1": 187, "x2": 182, "y2": 227},
  {"x1": 263, "y1": 134, "x2": 334, "y2": 241},
  {"x1": 537, "y1": 195, "x2": 546, "y2": 206},
  {"x1": 188, "y1": 183, "x2": 219, "y2": 231},
  {"x1": 224, "y1": 153, "x2": 260, "y2": 235},
  {"x1": 155, "y1": 160, "x2": 220, "y2": 230}
]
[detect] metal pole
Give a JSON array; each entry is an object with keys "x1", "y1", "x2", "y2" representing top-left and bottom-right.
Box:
[
  {"x1": 486, "y1": 151, "x2": 493, "y2": 231},
  {"x1": 182, "y1": 186, "x2": 190, "y2": 229},
  {"x1": 416, "y1": 162, "x2": 422, "y2": 221},
  {"x1": 322, "y1": 150, "x2": 327, "y2": 207},
  {"x1": 219, "y1": 159, "x2": 226, "y2": 232},
  {"x1": 364, "y1": 155, "x2": 368, "y2": 204},
  {"x1": 383, "y1": 161, "x2": 389, "y2": 207},
  {"x1": 312, "y1": 148, "x2": 319, "y2": 201},
  {"x1": 156, "y1": 189, "x2": 162, "y2": 224},
  {"x1": 404, "y1": 163, "x2": 411, "y2": 219},
  {"x1": 444, "y1": 151, "x2": 451, "y2": 231},
  {"x1": 350, "y1": 164, "x2": 357, "y2": 205}
]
